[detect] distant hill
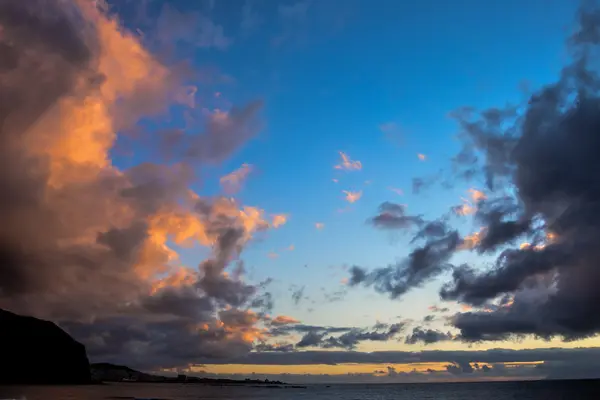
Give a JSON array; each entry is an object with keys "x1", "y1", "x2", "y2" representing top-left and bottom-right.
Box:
[
  {"x1": 90, "y1": 363, "x2": 158, "y2": 382},
  {"x1": 90, "y1": 362, "x2": 287, "y2": 386},
  {"x1": 0, "y1": 308, "x2": 91, "y2": 385}
]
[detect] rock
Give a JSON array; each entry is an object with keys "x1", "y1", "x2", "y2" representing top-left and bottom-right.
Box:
[{"x1": 0, "y1": 308, "x2": 91, "y2": 384}]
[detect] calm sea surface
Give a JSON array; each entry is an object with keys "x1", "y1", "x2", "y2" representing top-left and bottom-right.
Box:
[{"x1": 1, "y1": 380, "x2": 600, "y2": 400}]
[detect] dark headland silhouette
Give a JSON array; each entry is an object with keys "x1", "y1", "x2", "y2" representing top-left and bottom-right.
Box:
[
  {"x1": 0, "y1": 308, "x2": 297, "y2": 387},
  {"x1": 0, "y1": 308, "x2": 91, "y2": 385}
]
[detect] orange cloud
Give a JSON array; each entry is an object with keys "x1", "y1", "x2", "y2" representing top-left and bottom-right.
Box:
[
  {"x1": 417, "y1": 153, "x2": 426, "y2": 161},
  {"x1": 334, "y1": 151, "x2": 362, "y2": 171},
  {"x1": 0, "y1": 0, "x2": 278, "y2": 369},
  {"x1": 271, "y1": 214, "x2": 288, "y2": 228},
  {"x1": 459, "y1": 228, "x2": 485, "y2": 250},
  {"x1": 150, "y1": 267, "x2": 197, "y2": 295},
  {"x1": 469, "y1": 188, "x2": 487, "y2": 202},
  {"x1": 287, "y1": 244, "x2": 295, "y2": 251},
  {"x1": 220, "y1": 163, "x2": 253, "y2": 194},
  {"x1": 271, "y1": 315, "x2": 300, "y2": 326},
  {"x1": 267, "y1": 251, "x2": 279, "y2": 259},
  {"x1": 343, "y1": 190, "x2": 362, "y2": 203}
]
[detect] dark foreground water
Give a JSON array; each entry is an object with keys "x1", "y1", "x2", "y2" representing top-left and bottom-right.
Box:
[{"x1": 1, "y1": 380, "x2": 600, "y2": 400}]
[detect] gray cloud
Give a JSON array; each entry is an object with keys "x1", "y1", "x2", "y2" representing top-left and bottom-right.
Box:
[
  {"x1": 369, "y1": 202, "x2": 423, "y2": 230},
  {"x1": 349, "y1": 230, "x2": 460, "y2": 299},
  {"x1": 405, "y1": 327, "x2": 453, "y2": 345},
  {"x1": 192, "y1": 347, "x2": 600, "y2": 367},
  {"x1": 445, "y1": 361, "x2": 474, "y2": 375},
  {"x1": 299, "y1": 323, "x2": 404, "y2": 350},
  {"x1": 439, "y1": 4, "x2": 600, "y2": 341},
  {"x1": 290, "y1": 285, "x2": 305, "y2": 305}
]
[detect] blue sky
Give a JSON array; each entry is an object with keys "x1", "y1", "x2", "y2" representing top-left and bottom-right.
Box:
[{"x1": 110, "y1": 0, "x2": 580, "y2": 346}]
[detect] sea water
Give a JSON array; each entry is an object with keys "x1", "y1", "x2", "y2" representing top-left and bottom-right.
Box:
[{"x1": 1, "y1": 380, "x2": 600, "y2": 400}]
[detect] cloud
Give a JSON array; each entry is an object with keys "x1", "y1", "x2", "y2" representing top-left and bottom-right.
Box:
[
  {"x1": 315, "y1": 222, "x2": 325, "y2": 230},
  {"x1": 405, "y1": 327, "x2": 453, "y2": 345},
  {"x1": 412, "y1": 176, "x2": 439, "y2": 194},
  {"x1": 433, "y1": 5, "x2": 600, "y2": 341},
  {"x1": 192, "y1": 347, "x2": 600, "y2": 371},
  {"x1": 291, "y1": 286, "x2": 305, "y2": 305},
  {"x1": 163, "y1": 101, "x2": 264, "y2": 164},
  {"x1": 349, "y1": 227, "x2": 460, "y2": 299},
  {"x1": 270, "y1": 315, "x2": 301, "y2": 326},
  {"x1": 220, "y1": 163, "x2": 253, "y2": 194},
  {"x1": 370, "y1": 202, "x2": 423, "y2": 230},
  {"x1": 446, "y1": 361, "x2": 474, "y2": 375},
  {"x1": 451, "y1": 188, "x2": 486, "y2": 216},
  {"x1": 295, "y1": 323, "x2": 404, "y2": 350},
  {"x1": 267, "y1": 252, "x2": 279, "y2": 259},
  {"x1": 389, "y1": 187, "x2": 404, "y2": 196},
  {"x1": 417, "y1": 153, "x2": 427, "y2": 161},
  {"x1": 428, "y1": 305, "x2": 450, "y2": 313},
  {"x1": 0, "y1": 0, "x2": 281, "y2": 371},
  {"x1": 271, "y1": 214, "x2": 288, "y2": 228},
  {"x1": 350, "y1": 202, "x2": 463, "y2": 300},
  {"x1": 334, "y1": 151, "x2": 362, "y2": 171},
  {"x1": 343, "y1": 190, "x2": 362, "y2": 203}
]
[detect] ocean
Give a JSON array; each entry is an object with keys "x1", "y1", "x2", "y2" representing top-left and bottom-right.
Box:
[{"x1": 1, "y1": 380, "x2": 600, "y2": 400}]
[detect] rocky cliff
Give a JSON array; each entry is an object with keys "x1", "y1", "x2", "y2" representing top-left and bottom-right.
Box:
[{"x1": 0, "y1": 308, "x2": 91, "y2": 384}]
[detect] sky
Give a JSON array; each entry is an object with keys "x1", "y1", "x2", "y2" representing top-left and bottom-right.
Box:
[{"x1": 3, "y1": 0, "x2": 600, "y2": 384}]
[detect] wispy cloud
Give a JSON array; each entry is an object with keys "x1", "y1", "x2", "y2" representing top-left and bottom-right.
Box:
[
  {"x1": 334, "y1": 151, "x2": 362, "y2": 171},
  {"x1": 343, "y1": 190, "x2": 362, "y2": 203},
  {"x1": 417, "y1": 153, "x2": 427, "y2": 161},
  {"x1": 271, "y1": 315, "x2": 301, "y2": 326},
  {"x1": 389, "y1": 187, "x2": 404, "y2": 196},
  {"x1": 267, "y1": 251, "x2": 279, "y2": 259},
  {"x1": 315, "y1": 222, "x2": 325, "y2": 230},
  {"x1": 220, "y1": 163, "x2": 253, "y2": 194},
  {"x1": 287, "y1": 244, "x2": 295, "y2": 251},
  {"x1": 332, "y1": 178, "x2": 339, "y2": 183}
]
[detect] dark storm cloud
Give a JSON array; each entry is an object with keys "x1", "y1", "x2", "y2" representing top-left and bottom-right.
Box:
[
  {"x1": 272, "y1": 322, "x2": 404, "y2": 350},
  {"x1": 269, "y1": 323, "x2": 354, "y2": 337},
  {"x1": 405, "y1": 327, "x2": 453, "y2": 345},
  {"x1": 253, "y1": 342, "x2": 295, "y2": 353},
  {"x1": 307, "y1": 323, "x2": 404, "y2": 350},
  {"x1": 349, "y1": 230, "x2": 460, "y2": 299},
  {"x1": 471, "y1": 196, "x2": 531, "y2": 253},
  {"x1": 437, "y1": 4, "x2": 600, "y2": 341}
]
